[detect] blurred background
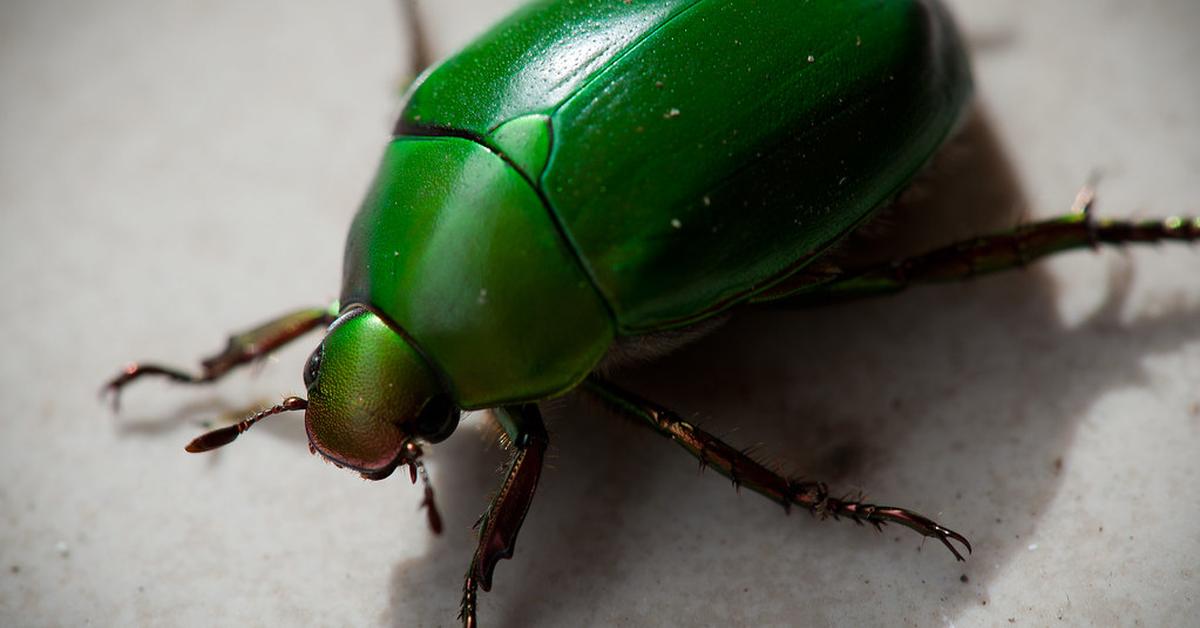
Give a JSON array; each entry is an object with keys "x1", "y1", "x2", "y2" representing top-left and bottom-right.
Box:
[{"x1": 1, "y1": 0, "x2": 1197, "y2": 625}]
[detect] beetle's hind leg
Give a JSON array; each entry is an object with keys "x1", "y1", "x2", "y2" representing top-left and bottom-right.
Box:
[
  {"x1": 102, "y1": 303, "x2": 337, "y2": 410},
  {"x1": 754, "y1": 184, "x2": 1200, "y2": 306},
  {"x1": 583, "y1": 377, "x2": 972, "y2": 561}
]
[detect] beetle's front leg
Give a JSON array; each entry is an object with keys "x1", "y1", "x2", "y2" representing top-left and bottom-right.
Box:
[
  {"x1": 102, "y1": 303, "x2": 338, "y2": 410},
  {"x1": 460, "y1": 404, "x2": 548, "y2": 628},
  {"x1": 583, "y1": 378, "x2": 971, "y2": 561}
]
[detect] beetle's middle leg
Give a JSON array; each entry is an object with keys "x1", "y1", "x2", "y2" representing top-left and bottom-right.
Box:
[
  {"x1": 102, "y1": 303, "x2": 338, "y2": 410},
  {"x1": 583, "y1": 377, "x2": 972, "y2": 561},
  {"x1": 460, "y1": 404, "x2": 548, "y2": 628},
  {"x1": 754, "y1": 185, "x2": 1199, "y2": 306}
]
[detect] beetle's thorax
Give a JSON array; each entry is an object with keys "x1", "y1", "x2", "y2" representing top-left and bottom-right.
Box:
[{"x1": 338, "y1": 138, "x2": 614, "y2": 410}]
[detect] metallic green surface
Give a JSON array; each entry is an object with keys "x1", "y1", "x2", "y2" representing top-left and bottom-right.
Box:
[
  {"x1": 340, "y1": 137, "x2": 614, "y2": 408},
  {"x1": 399, "y1": 0, "x2": 696, "y2": 135},
  {"x1": 304, "y1": 309, "x2": 441, "y2": 473},
  {"x1": 488, "y1": 114, "x2": 553, "y2": 181},
  {"x1": 399, "y1": 0, "x2": 971, "y2": 332},
  {"x1": 547, "y1": 0, "x2": 971, "y2": 329},
  {"x1": 345, "y1": 0, "x2": 971, "y2": 406}
]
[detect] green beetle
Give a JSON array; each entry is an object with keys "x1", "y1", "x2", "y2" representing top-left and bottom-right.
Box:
[{"x1": 105, "y1": 0, "x2": 1199, "y2": 625}]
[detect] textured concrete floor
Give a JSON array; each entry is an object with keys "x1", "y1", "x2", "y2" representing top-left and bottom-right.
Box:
[{"x1": 1, "y1": 1, "x2": 1198, "y2": 626}]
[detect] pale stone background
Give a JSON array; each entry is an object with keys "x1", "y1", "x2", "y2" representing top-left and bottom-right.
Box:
[{"x1": 1, "y1": 1, "x2": 1197, "y2": 626}]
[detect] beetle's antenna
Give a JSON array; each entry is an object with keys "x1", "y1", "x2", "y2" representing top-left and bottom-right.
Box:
[
  {"x1": 185, "y1": 396, "x2": 308, "y2": 453},
  {"x1": 414, "y1": 459, "x2": 444, "y2": 535}
]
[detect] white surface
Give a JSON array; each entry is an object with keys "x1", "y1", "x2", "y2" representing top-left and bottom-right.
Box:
[{"x1": 1, "y1": 1, "x2": 1198, "y2": 626}]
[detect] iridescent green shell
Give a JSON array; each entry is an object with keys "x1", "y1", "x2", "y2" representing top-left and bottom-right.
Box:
[{"x1": 342, "y1": 0, "x2": 972, "y2": 408}]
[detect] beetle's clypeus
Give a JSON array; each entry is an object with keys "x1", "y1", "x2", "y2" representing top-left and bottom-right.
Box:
[{"x1": 104, "y1": 1, "x2": 1199, "y2": 625}]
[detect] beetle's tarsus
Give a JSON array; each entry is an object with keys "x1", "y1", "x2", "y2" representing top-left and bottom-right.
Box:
[
  {"x1": 755, "y1": 185, "x2": 1199, "y2": 308},
  {"x1": 101, "y1": 362, "x2": 214, "y2": 412},
  {"x1": 585, "y1": 377, "x2": 973, "y2": 562},
  {"x1": 103, "y1": 306, "x2": 336, "y2": 412},
  {"x1": 825, "y1": 500, "x2": 973, "y2": 561},
  {"x1": 459, "y1": 573, "x2": 479, "y2": 628}
]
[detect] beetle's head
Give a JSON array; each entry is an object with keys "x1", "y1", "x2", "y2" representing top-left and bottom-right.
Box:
[
  {"x1": 180, "y1": 305, "x2": 453, "y2": 532},
  {"x1": 300, "y1": 306, "x2": 460, "y2": 481}
]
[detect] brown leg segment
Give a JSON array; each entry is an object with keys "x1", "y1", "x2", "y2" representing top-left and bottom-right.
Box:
[
  {"x1": 102, "y1": 304, "x2": 337, "y2": 410},
  {"x1": 460, "y1": 405, "x2": 548, "y2": 628},
  {"x1": 400, "y1": 0, "x2": 433, "y2": 77},
  {"x1": 583, "y1": 377, "x2": 971, "y2": 561},
  {"x1": 754, "y1": 187, "x2": 1199, "y2": 306}
]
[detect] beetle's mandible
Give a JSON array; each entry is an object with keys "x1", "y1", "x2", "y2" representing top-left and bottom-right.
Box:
[{"x1": 104, "y1": 1, "x2": 1200, "y2": 626}]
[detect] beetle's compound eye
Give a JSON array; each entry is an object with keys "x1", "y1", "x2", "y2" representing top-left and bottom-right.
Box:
[
  {"x1": 413, "y1": 394, "x2": 460, "y2": 443},
  {"x1": 303, "y1": 343, "x2": 323, "y2": 389}
]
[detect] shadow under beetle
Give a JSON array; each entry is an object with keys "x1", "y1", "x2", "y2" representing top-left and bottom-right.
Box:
[{"x1": 104, "y1": 1, "x2": 1199, "y2": 626}]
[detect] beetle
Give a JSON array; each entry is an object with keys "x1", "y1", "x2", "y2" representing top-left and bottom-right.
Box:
[{"x1": 103, "y1": 1, "x2": 1199, "y2": 625}]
